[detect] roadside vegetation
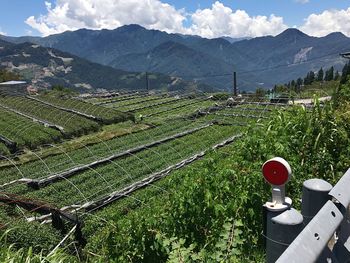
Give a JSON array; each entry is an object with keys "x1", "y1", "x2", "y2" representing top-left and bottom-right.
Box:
[
  {"x1": 0, "y1": 72, "x2": 349, "y2": 262},
  {"x1": 82, "y1": 80, "x2": 350, "y2": 262}
]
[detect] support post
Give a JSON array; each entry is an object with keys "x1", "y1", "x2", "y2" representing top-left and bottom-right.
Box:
[
  {"x1": 333, "y1": 206, "x2": 350, "y2": 262},
  {"x1": 330, "y1": 168, "x2": 350, "y2": 261},
  {"x1": 233, "y1": 71, "x2": 237, "y2": 97},
  {"x1": 265, "y1": 208, "x2": 304, "y2": 263},
  {"x1": 301, "y1": 179, "x2": 332, "y2": 225},
  {"x1": 262, "y1": 157, "x2": 304, "y2": 263},
  {"x1": 146, "y1": 72, "x2": 149, "y2": 91},
  {"x1": 51, "y1": 209, "x2": 65, "y2": 233}
]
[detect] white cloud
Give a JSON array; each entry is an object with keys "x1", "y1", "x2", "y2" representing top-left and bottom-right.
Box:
[
  {"x1": 300, "y1": 7, "x2": 350, "y2": 37},
  {"x1": 0, "y1": 27, "x2": 6, "y2": 35},
  {"x1": 189, "y1": 1, "x2": 287, "y2": 38},
  {"x1": 25, "y1": 0, "x2": 288, "y2": 38},
  {"x1": 26, "y1": 0, "x2": 188, "y2": 36},
  {"x1": 295, "y1": 0, "x2": 309, "y2": 4},
  {"x1": 26, "y1": 30, "x2": 34, "y2": 36}
]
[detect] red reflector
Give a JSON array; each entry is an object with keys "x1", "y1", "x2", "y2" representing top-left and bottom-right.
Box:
[{"x1": 262, "y1": 160, "x2": 289, "y2": 185}]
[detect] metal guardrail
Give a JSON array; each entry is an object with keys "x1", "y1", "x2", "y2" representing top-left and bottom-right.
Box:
[
  {"x1": 263, "y1": 163, "x2": 350, "y2": 262},
  {"x1": 278, "y1": 168, "x2": 350, "y2": 262}
]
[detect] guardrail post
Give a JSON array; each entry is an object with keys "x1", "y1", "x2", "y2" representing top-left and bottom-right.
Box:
[
  {"x1": 265, "y1": 208, "x2": 304, "y2": 263},
  {"x1": 333, "y1": 207, "x2": 350, "y2": 262},
  {"x1": 276, "y1": 168, "x2": 350, "y2": 262},
  {"x1": 329, "y1": 168, "x2": 350, "y2": 262},
  {"x1": 276, "y1": 200, "x2": 344, "y2": 263},
  {"x1": 262, "y1": 157, "x2": 304, "y2": 263},
  {"x1": 301, "y1": 179, "x2": 333, "y2": 225}
]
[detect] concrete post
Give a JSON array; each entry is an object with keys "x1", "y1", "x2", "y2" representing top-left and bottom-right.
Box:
[
  {"x1": 265, "y1": 208, "x2": 304, "y2": 263},
  {"x1": 262, "y1": 157, "x2": 304, "y2": 262},
  {"x1": 233, "y1": 71, "x2": 237, "y2": 97},
  {"x1": 333, "y1": 206, "x2": 350, "y2": 262},
  {"x1": 301, "y1": 179, "x2": 332, "y2": 225}
]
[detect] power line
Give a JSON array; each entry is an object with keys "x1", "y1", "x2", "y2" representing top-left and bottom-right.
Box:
[
  {"x1": 172, "y1": 49, "x2": 349, "y2": 80},
  {"x1": 237, "y1": 49, "x2": 349, "y2": 75}
]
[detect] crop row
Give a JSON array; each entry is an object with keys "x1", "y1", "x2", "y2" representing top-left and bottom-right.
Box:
[
  {"x1": 214, "y1": 108, "x2": 271, "y2": 119},
  {"x1": 91, "y1": 93, "x2": 152, "y2": 105},
  {"x1": 35, "y1": 94, "x2": 133, "y2": 124},
  {"x1": 0, "y1": 119, "x2": 205, "y2": 185},
  {"x1": 195, "y1": 105, "x2": 277, "y2": 126},
  {"x1": 0, "y1": 143, "x2": 9, "y2": 156},
  {"x1": 104, "y1": 94, "x2": 169, "y2": 108},
  {"x1": 12, "y1": 124, "x2": 242, "y2": 207},
  {"x1": 0, "y1": 95, "x2": 100, "y2": 137},
  {"x1": 203, "y1": 114, "x2": 262, "y2": 126},
  {"x1": 112, "y1": 97, "x2": 180, "y2": 112},
  {"x1": 139, "y1": 99, "x2": 215, "y2": 121},
  {"x1": 83, "y1": 92, "x2": 139, "y2": 102},
  {"x1": 84, "y1": 90, "x2": 145, "y2": 100},
  {"x1": 0, "y1": 107, "x2": 62, "y2": 150}
]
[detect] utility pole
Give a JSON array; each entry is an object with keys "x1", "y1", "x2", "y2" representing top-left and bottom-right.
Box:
[
  {"x1": 145, "y1": 72, "x2": 149, "y2": 91},
  {"x1": 233, "y1": 71, "x2": 237, "y2": 97}
]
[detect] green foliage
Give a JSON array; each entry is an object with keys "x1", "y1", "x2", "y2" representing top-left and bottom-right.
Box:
[
  {"x1": 324, "y1": 66, "x2": 334, "y2": 81},
  {"x1": 82, "y1": 96, "x2": 350, "y2": 262},
  {"x1": 0, "y1": 107, "x2": 62, "y2": 150},
  {"x1": 2, "y1": 90, "x2": 350, "y2": 262},
  {"x1": 4, "y1": 221, "x2": 61, "y2": 253},
  {"x1": 210, "y1": 92, "x2": 230, "y2": 101},
  {"x1": 0, "y1": 229, "x2": 75, "y2": 263},
  {"x1": 38, "y1": 92, "x2": 134, "y2": 124},
  {"x1": 255, "y1": 88, "x2": 266, "y2": 98},
  {"x1": 0, "y1": 95, "x2": 100, "y2": 137},
  {"x1": 153, "y1": 219, "x2": 244, "y2": 263},
  {"x1": 51, "y1": 85, "x2": 73, "y2": 93},
  {"x1": 334, "y1": 71, "x2": 340, "y2": 81},
  {"x1": 341, "y1": 62, "x2": 350, "y2": 84},
  {"x1": 0, "y1": 142, "x2": 10, "y2": 156},
  {"x1": 0, "y1": 69, "x2": 20, "y2": 82},
  {"x1": 317, "y1": 67, "x2": 324, "y2": 81},
  {"x1": 304, "y1": 70, "x2": 315, "y2": 85}
]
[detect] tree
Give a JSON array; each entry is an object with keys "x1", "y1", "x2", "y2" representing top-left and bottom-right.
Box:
[
  {"x1": 0, "y1": 69, "x2": 20, "y2": 82},
  {"x1": 296, "y1": 78, "x2": 303, "y2": 93},
  {"x1": 317, "y1": 67, "x2": 324, "y2": 81},
  {"x1": 287, "y1": 82, "x2": 291, "y2": 89},
  {"x1": 297, "y1": 78, "x2": 303, "y2": 87},
  {"x1": 324, "y1": 66, "x2": 334, "y2": 81},
  {"x1": 255, "y1": 87, "x2": 266, "y2": 98},
  {"x1": 273, "y1": 85, "x2": 277, "y2": 93},
  {"x1": 341, "y1": 63, "x2": 350, "y2": 84},
  {"x1": 291, "y1": 80, "x2": 296, "y2": 88},
  {"x1": 334, "y1": 71, "x2": 340, "y2": 81},
  {"x1": 304, "y1": 71, "x2": 315, "y2": 85}
]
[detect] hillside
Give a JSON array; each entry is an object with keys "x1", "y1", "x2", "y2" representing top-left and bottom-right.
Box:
[
  {"x1": 233, "y1": 29, "x2": 350, "y2": 86},
  {"x1": 1, "y1": 79, "x2": 350, "y2": 261},
  {"x1": 0, "y1": 39, "x2": 210, "y2": 92},
  {"x1": 2, "y1": 25, "x2": 349, "y2": 90},
  {"x1": 110, "y1": 41, "x2": 246, "y2": 89}
]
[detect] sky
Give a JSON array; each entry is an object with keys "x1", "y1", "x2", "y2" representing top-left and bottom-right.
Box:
[{"x1": 0, "y1": 0, "x2": 350, "y2": 38}]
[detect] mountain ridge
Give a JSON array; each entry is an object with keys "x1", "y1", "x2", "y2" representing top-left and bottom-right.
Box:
[
  {"x1": 1, "y1": 25, "x2": 349, "y2": 91},
  {"x1": 0, "y1": 39, "x2": 210, "y2": 92}
]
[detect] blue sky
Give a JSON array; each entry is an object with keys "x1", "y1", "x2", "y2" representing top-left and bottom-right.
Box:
[
  {"x1": 167, "y1": 0, "x2": 350, "y2": 25},
  {"x1": 0, "y1": 0, "x2": 350, "y2": 37}
]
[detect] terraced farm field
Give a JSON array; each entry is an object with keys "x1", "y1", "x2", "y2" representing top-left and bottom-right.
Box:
[
  {"x1": 0, "y1": 90, "x2": 292, "y2": 260},
  {"x1": 0, "y1": 95, "x2": 100, "y2": 136},
  {"x1": 0, "y1": 93, "x2": 135, "y2": 155},
  {"x1": 35, "y1": 93, "x2": 133, "y2": 124},
  {"x1": 0, "y1": 107, "x2": 62, "y2": 150}
]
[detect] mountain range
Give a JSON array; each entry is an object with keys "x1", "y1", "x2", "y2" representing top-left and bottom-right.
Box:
[
  {"x1": 0, "y1": 38, "x2": 209, "y2": 92},
  {"x1": 1, "y1": 25, "x2": 350, "y2": 91}
]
